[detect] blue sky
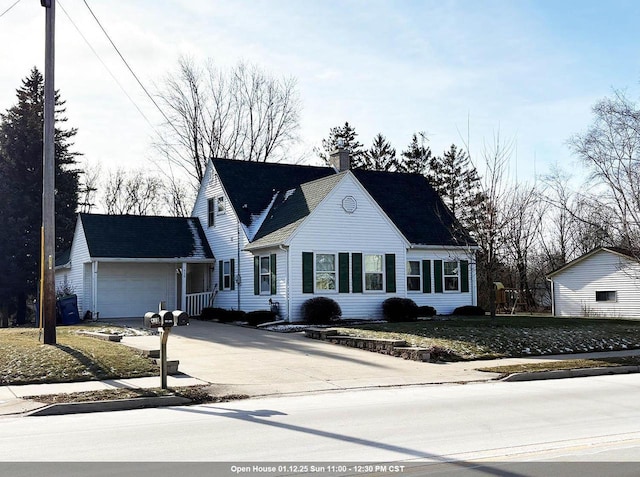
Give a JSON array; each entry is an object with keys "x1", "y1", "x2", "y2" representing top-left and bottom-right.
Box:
[{"x1": 1, "y1": 0, "x2": 639, "y2": 184}]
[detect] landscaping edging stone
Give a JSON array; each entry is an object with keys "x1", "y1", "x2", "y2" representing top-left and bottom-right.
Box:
[{"x1": 304, "y1": 327, "x2": 431, "y2": 362}]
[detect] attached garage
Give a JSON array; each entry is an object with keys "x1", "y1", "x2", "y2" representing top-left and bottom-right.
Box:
[{"x1": 56, "y1": 214, "x2": 215, "y2": 319}]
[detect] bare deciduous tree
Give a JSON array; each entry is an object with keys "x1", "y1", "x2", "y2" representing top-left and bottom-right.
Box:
[
  {"x1": 102, "y1": 169, "x2": 162, "y2": 215},
  {"x1": 570, "y1": 90, "x2": 640, "y2": 251},
  {"x1": 155, "y1": 57, "x2": 301, "y2": 187}
]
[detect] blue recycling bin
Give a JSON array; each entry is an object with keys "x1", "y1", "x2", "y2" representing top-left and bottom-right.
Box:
[{"x1": 57, "y1": 294, "x2": 81, "y2": 325}]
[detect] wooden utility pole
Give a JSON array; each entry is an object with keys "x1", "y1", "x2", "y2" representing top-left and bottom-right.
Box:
[{"x1": 41, "y1": 0, "x2": 56, "y2": 345}]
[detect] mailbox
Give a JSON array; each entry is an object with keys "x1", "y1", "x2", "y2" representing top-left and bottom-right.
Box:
[
  {"x1": 158, "y1": 309, "x2": 174, "y2": 327},
  {"x1": 144, "y1": 311, "x2": 162, "y2": 328},
  {"x1": 172, "y1": 310, "x2": 189, "y2": 326}
]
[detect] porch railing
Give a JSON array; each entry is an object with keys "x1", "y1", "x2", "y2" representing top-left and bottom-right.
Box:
[{"x1": 185, "y1": 291, "x2": 215, "y2": 317}]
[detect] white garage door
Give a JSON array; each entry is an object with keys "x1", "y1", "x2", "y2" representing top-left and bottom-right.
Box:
[{"x1": 97, "y1": 263, "x2": 176, "y2": 318}]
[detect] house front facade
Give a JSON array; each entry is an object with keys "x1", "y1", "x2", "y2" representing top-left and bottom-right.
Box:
[
  {"x1": 547, "y1": 247, "x2": 640, "y2": 318},
  {"x1": 192, "y1": 150, "x2": 478, "y2": 322}
]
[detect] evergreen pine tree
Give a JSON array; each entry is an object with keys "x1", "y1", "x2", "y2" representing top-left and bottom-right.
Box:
[
  {"x1": 398, "y1": 132, "x2": 432, "y2": 175},
  {"x1": 427, "y1": 144, "x2": 482, "y2": 231},
  {"x1": 363, "y1": 133, "x2": 398, "y2": 171},
  {"x1": 0, "y1": 68, "x2": 80, "y2": 324},
  {"x1": 316, "y1": 121, "x2": 367, "y2": 169}
]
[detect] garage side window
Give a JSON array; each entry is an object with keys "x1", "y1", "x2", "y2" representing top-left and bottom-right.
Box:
[{"x1": 595, "y1": 291, "x2": 616, "y2": 302}]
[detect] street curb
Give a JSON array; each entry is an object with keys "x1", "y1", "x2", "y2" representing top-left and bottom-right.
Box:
[
  {"x1": 26, "y1": 395, "x2": 192, "y2": 417},
  {"x1": 501, "y1": 365, "x2": 640, "y2": 382}
]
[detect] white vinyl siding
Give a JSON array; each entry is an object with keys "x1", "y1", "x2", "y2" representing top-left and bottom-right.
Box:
[
  {"x1": 193, "y1": 162, "x2": 289, "y2": 317},
  {"x1": 551, "y1": 250, "x2": 640, "y2": 318}
]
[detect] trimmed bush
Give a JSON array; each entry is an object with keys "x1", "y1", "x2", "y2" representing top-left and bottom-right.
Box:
[
  {"x1": 245, "y1": 310, "x2": 277, "y2": 326},
  {"x1": 301, "y1": 297, "x2": 342, "y2": 324},
  {"x1": 382, "y1": 297, "x2": 419, "y2": 322},
  {"x1": 199, "y1": 307, "x2": 221, "y2": 321},
  {"x1": 417, "y1": 305, "x2": 437, "y2": 317},
  {"x1": 452, "y1": 305, "x2": 486, "y2": 316},
  {"x1": 200, "y1": 307, "x2": 246, "y2": 322}
]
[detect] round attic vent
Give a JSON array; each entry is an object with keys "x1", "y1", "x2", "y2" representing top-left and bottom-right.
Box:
[{"x1": 342, "y1": 195, "x2": 357, "y2": 214}]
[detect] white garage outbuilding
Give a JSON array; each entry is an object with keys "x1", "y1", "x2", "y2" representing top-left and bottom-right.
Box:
[{"x1": 547, "y1": 247, "x2": 640, "y2": 318}]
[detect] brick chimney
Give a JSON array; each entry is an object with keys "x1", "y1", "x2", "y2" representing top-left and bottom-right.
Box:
[{"x1": 329, "y1": 139, "x2": 350, "y2": 172}]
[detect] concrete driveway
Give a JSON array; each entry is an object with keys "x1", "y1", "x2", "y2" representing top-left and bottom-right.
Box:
[{"x1": 119, "y1": 320, "x2": 497, "y2": 397}]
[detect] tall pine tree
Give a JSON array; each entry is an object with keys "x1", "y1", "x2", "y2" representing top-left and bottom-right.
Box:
[
  {"x1": 316, "y1": 121, "x2": 367, "y2": 169},
  {"x1": 427, "y1": 144, "x2": 482, "y2": 231},
  {"x1": 398, "y1": 132, "x2": 432, "y2": 175},
  {"x1": 0, "y1": 68, "x2": 80, "y2": 324},
  {"x1": 363, "y1": 133, "x2": 398, "y2": 171}
]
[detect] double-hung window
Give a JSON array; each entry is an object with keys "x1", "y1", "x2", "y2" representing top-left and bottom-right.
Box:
[
  {"x1": 364, "y1": 254, "x2": 384, "y2": 291},
  {"x1": 260, "y1": 257, "x2": 271, "y2": 294},
  {"x1": 407, "y1": 260, "x2": 421, "y2": 292},
  {"x1": 217, "y1": 196, "x2": 226, "y2": 215},
  {"x1": 444, "y1": 261, "x2": 459, "y2": 291},
  {"x1": 315, "y1": 253, "x2": 336, "y2": 291}
]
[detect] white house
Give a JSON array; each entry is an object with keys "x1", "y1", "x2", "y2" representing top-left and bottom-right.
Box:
[
  {"x1": 55, "y1": 214, "x2": 215, "y2": 319},
  {"x1": 56, "y1": 149, "x2": 479, "y2": 321},
  {"x1": 547, "y1": 247, "x2": 640, "y2": 318},
  {"x1": 192, "y1": 148, "x2": 479, "y2": 322}
]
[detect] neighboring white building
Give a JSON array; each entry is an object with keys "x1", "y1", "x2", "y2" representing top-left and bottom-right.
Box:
[{"x1": 547, "y1": 247, "x2": 640, "y2": 318}]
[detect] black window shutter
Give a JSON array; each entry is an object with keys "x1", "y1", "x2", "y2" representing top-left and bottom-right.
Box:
[
  {"x1": 218, "y1": 260, "x2": 223, "y2": 290},
  {"x1": 385, "y1": 254, "x2": 396, "y2": 293},
  {"x1": 230, "y1": 259, "x2": 235, "y2": 291},
  {"x1": 434, "y1": 260, "x2": 443, "y2": 293},
  {"x1": 270, "y1": 253, "x2": 277, "y2": 295},
  {"x1": 253, "y1": 256, "x2": 260, "y2": 295},
  {"x1": 302, "y1": 252, "x2": 314, "y2": 293},
  {"x1": 460, "y1": 260, "x2": 469, "y2": 293},
  {"x1": 339, "y1": 253, "x2": 350, "y2": 293},
  {"x1": 422, "y1": 259, "x2": 431, "y2": 293},
  {"x1": 352, "y1": 253, "x2": 363, "y2": 293}
]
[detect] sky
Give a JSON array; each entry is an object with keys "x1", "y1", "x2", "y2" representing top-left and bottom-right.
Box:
[{"x1": 2, "y1": 0, "x2": 640, "y2": 188}]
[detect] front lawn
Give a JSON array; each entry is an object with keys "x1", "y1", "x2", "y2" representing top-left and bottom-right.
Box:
[
  {"x1": 0, "y1": 326, "x2": 158, "y2": 385},
  {"x1": 333, "y1": 315, "x2": 640, "y2": 361}
]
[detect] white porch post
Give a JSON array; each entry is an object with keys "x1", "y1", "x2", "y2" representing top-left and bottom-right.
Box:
[
  {"x1": 181, "y1": 262, "x2": 187, "y2": 312},
  {"x1": 92, "y1": 261, "x2": 98, "y2": 317}
]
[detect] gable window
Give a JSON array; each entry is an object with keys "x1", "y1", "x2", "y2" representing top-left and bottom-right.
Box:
[
  {"x1": 364, "y1": 254, "x2": 384, "y2": 291},
  {"x1": 444, "y1": 261, "x2": 459, "y2": 291},
  {"x1": 596, "y1": 291, "x2": 616, "y2": 302},
  {"x1": 207, "y1": 198, "x2": 215, "y2": 227},
  {"x1": 407, "y1": 261, "x2": 421, "y2": 292},
  {"x1": 315, "y1": 253, "x2": 336, "y2": 291},
  {"x1": 217, "y1": 196, "x2": 226, "y2": 215}
]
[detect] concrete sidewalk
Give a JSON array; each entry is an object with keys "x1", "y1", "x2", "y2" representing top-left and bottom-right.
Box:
[{"x1": 2, "y1": 319, "x2": 640, "y2": 417}]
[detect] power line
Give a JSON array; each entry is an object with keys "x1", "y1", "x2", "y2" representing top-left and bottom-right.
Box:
[
  {"x1": 82, "y1": 0, "x2": 182, "y2": 139},
  {"x1": 58, "y1": 1, "x2": 155, "y2": 131},
  {"x1": 0, "y1": 0, "x2": 22, "y2": 19}
]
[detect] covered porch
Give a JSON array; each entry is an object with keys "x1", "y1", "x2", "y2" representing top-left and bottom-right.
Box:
[{"x1": 181, "y1": 262, "x2": 217, "y2": 316}]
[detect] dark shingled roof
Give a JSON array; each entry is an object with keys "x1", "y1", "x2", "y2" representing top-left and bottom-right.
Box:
[
  {"x1": 212, "y1": 158, "x2": 334, "y2": 227},
  {"x1": 212, "y1": 159, "x2": 476, "y2": 248},
  {"x1": 79, "y1": 213, "x2": 214, "y2": 259},
  {"x1": 352, "y1": 169, "x2": 476, "y2": 247}
]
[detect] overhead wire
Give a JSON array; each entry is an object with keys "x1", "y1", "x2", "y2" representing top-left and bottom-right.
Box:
[
  {"x1": 59, "y1": 0, "x2": 193, "y2": 183},
  {"x1": 0, "y1": 0, "x2": 22, "y2": 20}
]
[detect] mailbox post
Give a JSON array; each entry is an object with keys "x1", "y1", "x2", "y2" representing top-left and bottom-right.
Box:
[{"x1": 143, "y1": 309, "x2": 189, "y2": 389}]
